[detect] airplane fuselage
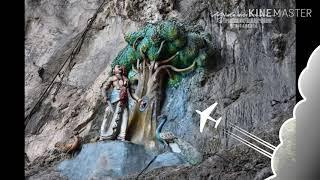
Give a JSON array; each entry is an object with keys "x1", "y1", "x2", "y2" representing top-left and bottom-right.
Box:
[{"x1": 195, "y1": 102, "x2": 222, "y2": 132}]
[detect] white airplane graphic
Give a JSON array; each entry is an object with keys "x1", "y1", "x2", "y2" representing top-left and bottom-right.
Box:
[{"x1": 196, "y1": 102, "x2": 222, "y2": 133}]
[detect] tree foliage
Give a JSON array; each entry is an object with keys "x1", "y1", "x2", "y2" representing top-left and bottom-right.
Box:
[{"x1": 111, "y1": 20, "x2": 213, "y2": 85}]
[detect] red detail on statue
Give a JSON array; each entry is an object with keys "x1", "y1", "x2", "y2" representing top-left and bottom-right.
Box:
[{"x1": 119, "y1": 86, "x2": 128, "y2": 106}]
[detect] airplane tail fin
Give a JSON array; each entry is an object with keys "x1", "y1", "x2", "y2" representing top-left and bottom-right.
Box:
[{"x1": 214, "y1": 117, "x2": 222, "y2": 129}]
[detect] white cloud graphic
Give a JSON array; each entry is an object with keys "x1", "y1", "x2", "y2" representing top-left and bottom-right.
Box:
[{"x1": 266, "y1": 45, "x2": 320, "y2": 180}]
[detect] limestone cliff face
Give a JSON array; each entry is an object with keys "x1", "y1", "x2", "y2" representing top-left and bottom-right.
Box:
[{"x1": 25, "y1": 0, "x2": 295, "y2": 179}]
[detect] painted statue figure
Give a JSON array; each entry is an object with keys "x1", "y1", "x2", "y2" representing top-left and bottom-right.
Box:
[{"x1": 100, "y1": 65, "x2": 139, "y2": 141}]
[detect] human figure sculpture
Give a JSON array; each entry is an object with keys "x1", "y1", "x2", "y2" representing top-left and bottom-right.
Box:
[{"x1": 100, "y1": 65, "x2": 140, "y2": 141}]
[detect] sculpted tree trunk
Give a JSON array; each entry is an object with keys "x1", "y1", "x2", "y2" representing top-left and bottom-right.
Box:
[{"x1": 126, "y1": 44, "x2": 196, "y2": 150}]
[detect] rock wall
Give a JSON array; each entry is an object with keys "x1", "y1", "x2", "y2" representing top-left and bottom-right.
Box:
[{"x1": 25, "y1": 0, "x2": 295, "y2": 179}]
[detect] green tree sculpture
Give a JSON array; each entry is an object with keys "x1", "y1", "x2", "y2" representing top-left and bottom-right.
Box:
[{"x1": 110, "y1": 20, "x2": 213, "y2": 149}]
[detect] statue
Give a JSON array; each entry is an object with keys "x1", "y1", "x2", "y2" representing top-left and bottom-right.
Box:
[
  {"x1": 105, "y1": 20, "x2": 214, "y2": 149},
  {"x1": 99, "y1": 20, "x2": 213, "y2": 149},
  {"x1": 100, "y1": 65, "x2": 140, "y2": 141}
]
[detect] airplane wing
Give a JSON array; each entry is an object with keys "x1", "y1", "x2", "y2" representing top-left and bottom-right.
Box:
[
  {"x1": 202, "y1": 102, "x2": 218, "y2": 116},
  {"x1": 199, "y1": 116, "x2": 206, "y2": 133}
]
